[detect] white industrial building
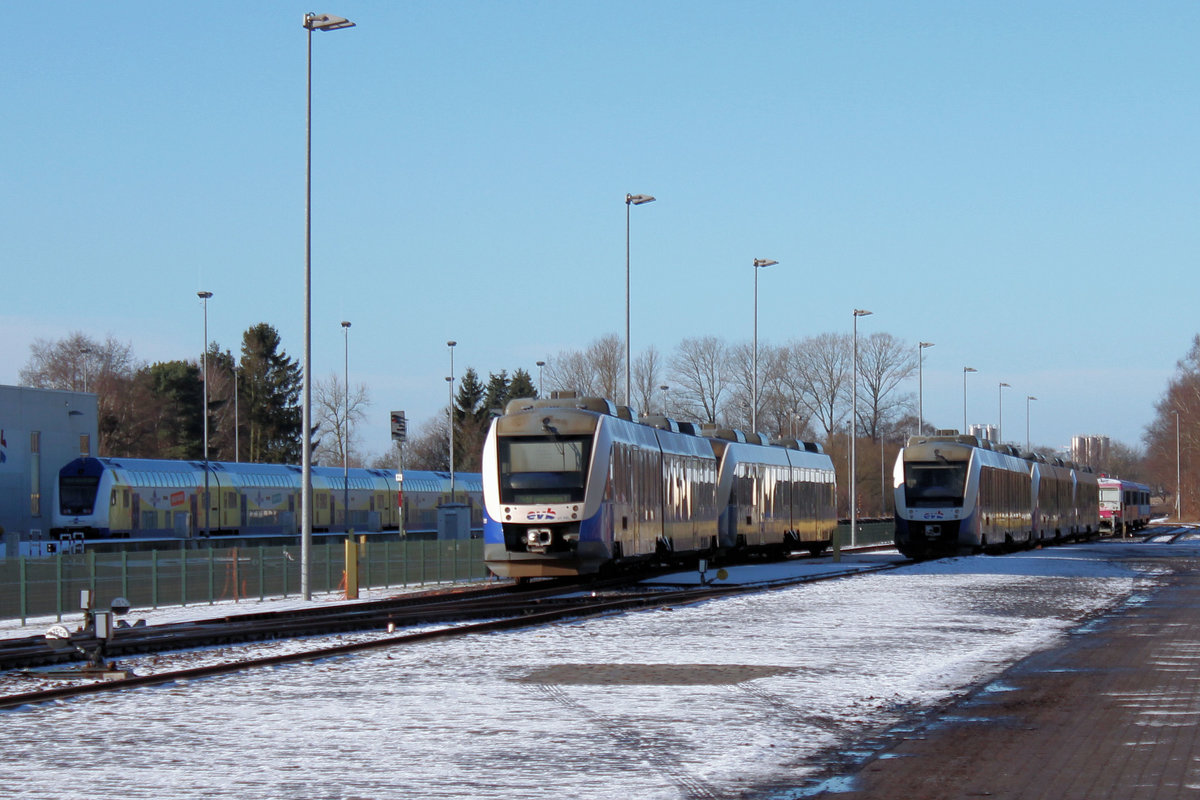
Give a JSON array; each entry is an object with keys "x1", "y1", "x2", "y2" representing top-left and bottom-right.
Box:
[{"x1": 0, "y1": 385, "x2": 97, "y2": 556}]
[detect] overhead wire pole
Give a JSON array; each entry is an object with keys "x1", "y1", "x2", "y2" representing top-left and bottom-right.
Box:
[{"x1": 302, "y1": 11, "x2": 355, "y2": 600}]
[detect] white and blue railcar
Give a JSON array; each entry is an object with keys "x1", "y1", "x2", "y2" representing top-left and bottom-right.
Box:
[
  {"x1": 482, "y1": 393, "x2": 837, "y2": 579},
  {"x1": 893, "y1": 434, "x2": 1033, "y2": 558}
]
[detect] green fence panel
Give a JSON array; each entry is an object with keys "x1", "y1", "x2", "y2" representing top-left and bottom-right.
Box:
[{"x1": 0, "y1": 535, "x2": 497, "y2": 621}]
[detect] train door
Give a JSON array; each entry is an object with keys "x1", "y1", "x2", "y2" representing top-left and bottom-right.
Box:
[
  {"x1": 628, "y1": 445, "x2": 643, "y2": 555},
  {"x1": 131, "y1": 492, "x2": 141, "y2": 533}
]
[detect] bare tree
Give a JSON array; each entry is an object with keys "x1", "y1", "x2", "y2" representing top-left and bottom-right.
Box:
[
  {"x1": 856, "y1": 332, "x2": 918, "y2": 441},
  {"x1": 588, "y1": 334, "x2": 624, "y2": 402},
  {"x1": 545, "y1": 334, "x2": 624, "y2": 402},
  {"x1": 404, "y1": 412, "x2": 451, "y2": 471},
  {"x1": 544, "y1": 349, "x2": 598, "y2": 397},
  {"x1": 669, "y1": 336, "x2": 730, "y2": 424},
  {"x1": 20, "y1": 332, "x2": 143, "y2": 456},
  {"x1": 632, "y1": 345, "x2": 664, "y2": 417},
  {"x1": 789, "y1": 333, "x2": 852, "y2": 440},
  {"x1": 724, "y1": 341, "x2": 754, "y2": 430},
  {"x1": 313, "y1": 372, "x2": 372, "y2": 467}
]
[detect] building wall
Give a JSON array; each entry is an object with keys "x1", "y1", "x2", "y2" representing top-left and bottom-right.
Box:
[{"x1": 0, "y1": 385, "x2": 98, "y2": 556}]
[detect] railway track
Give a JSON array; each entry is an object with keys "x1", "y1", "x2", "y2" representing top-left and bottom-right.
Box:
[
  {"x1": 0, "y1": 576, "x2": 618, "y2": 671},
  {"x1": 0, "y1": 557, "x2": 901, "y2": 711}
]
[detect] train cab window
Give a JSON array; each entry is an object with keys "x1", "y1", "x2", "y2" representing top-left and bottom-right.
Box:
[
  {"x1": 498, "y1": 436, "x2": 592, "y2": 504},
  {"x1": 60, "y1": 474, "x2": 101, "y2": 515},
  {"x1": 903, "y1": 462, "x2": 968, "y2": 507}
]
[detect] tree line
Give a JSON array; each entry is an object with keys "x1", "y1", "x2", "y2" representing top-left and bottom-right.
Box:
[
  {"x1": 1143, "y1": 335, "x2": 1200, "y2": 518},
  {"x1": 19, "y1": 325, "x2": 369, "y2": 468}
]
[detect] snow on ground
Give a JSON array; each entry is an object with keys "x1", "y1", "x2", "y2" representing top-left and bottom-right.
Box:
[{"x1": 0, "y1": 541, "x2": 1186, "y2": 800}]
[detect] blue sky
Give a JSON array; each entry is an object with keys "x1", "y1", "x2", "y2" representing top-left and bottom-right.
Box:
[{"x1": 4, "y1": 2, "x2": 1197, "y2": 456}]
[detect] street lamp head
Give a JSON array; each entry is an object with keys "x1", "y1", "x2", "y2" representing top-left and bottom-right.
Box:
[
  {"x1": 1027, "y1": 395, "x2": 1037, "y2": 402},
  {"x1": 445, "y1": 376, "x2": 453, "y2": 383},
  {"x1": 853, "y1": 309, "x2": 872, "y2": 317},
  {"x1": 197, "y1": 290, "x2": 213, "y2": 300},
  {"x1": 919, "y1": 341, "x2": 934, "y2": 349},
  {"x1": 447, "y1": 340, "x2": 456, "y2": 348},
  {"x1": 660, "y1": 385, "x2": 669, "y2": 391},
  {"x1": 304, "y1": 13, "x2": 355, "y2": 31},
  {"x1": 753, "y1": 258, "x2": 778, "y2": 268},
  {"x1": 964, "y1": 366, "x2": 977, "y2": 374},
  {"x1": 341, "y1": 320, "x2": 351, "y2": 329},
  {"x1": 536, "y1": 360, "x2": 545, "y2": 368},
  {"x1": 1000, "y1": 382, "x2": 1010, "y2": 388},
  {"x1": 626, "y1": 193, "x2": 656, "y2": 205}
]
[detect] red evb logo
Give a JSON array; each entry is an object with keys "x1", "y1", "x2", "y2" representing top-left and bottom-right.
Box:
[{"x1": 526, "y1": 508, "x2": 557, "y2": 521}]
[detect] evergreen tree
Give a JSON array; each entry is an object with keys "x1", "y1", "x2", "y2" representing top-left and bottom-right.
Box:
[
  {"x1": 482, "y1": 370, "x2": 510, "y2": 419},
  {"x1": 452, "y1": 368, "x2": 487, "y2": 472},
  {"x1": 240, "y1": 323, "x2": 302, "y2": 463},
  {"x1": 144, "y1": 360, "x2": 204, "y2": 459},
  {"x1": 508, "y1": 368, "x2": 536, "y2": 402}
]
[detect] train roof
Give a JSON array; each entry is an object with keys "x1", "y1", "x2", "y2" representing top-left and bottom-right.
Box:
[
  {"x1": 64, "y1": 457, "x2": 482, "y2": 489},
  {"x1": 503, "y1": 394, "x2": 824, "y2": 457}
]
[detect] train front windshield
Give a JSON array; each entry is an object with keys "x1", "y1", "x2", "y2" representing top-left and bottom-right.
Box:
[
  {"x1": 60, "y1": 475, "x2": 100, "y2": 515},
  {"x1": 904, "y1": 462, "x2": 968, "y2": 507},
  {"x1": 498, "y1": 436, "x2": 591, "y2": 504}
]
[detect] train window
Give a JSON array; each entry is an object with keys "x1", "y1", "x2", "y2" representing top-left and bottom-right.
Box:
[
  {"x1": 60, "y1": 475, "x2": 100, "y2": 515},
  {"x1": 497, "y1": 436, "x2": 592, "y2": 504},
  {"x1": 903, "y1": 462, "x2": 967, "y2": 507}
]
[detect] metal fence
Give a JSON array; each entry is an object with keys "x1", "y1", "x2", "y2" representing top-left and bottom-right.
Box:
[
  {"x1": 1, "y1": 523, "x2": 898, "y2": 624},
  {"x1": 0, "y1": 539, "x2": 489, "y2": 624},
  {"x1": 840, "y1": 520, "x2": 894, "y2": 548}
]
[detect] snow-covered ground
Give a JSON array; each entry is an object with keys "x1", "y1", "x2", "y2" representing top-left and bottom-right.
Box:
[{"x1": 0, "y1": 542, "x2": 1181, "y2": 800}]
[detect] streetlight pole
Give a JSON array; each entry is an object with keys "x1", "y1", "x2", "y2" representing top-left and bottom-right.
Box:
[
  {"x1": 998, "y1": 382, "x2": 1010, "y2": 444},
  {"x1": 78, "y1": 346, "x2": 92, "y2": 393},
  {"x1": 1026, "y1": 395, "x2": 1037, "y2": 453},
  {"x1": 659, "y1": 384, "x2": 669, "y2": 416},
  {"x1": 447, "y1": 340, "x2": 457, "y2": 502},
  {"x1": 625, "y1": 193, "x2": 655, "y2": 408},
  {"x1": 536, "y1": 360, "x2": 545, "y2": 398},
  {"x1": 917, "y1": 342, "x2": 933, "y2": 435},
  {"x1": 846, "y1": 309, "x2": 872, "y2": 561},
  {"x1": 302, "y1": 11, "x2": 355, "y2": 601},
  {"x1": 963, "y1": 367, "x2": 977, "y2": 435},
  {"x1": 341, "y1": 320, "x2": 351, "y2": 531},
  {"x1": 232, "y1": 357, "x2": 239, "y2": 463},
  {"x1": 1174, "y1": 409, "x2": 1181, "y2": 520},
  {"x1": 198, "y1": 291, "x2": 213, "y2": 539},
  {"x1": 752, "y1": 258, "x2": 778, "y2": 432}
]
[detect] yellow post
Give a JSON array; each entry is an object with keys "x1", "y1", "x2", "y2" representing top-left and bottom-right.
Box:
[{"x1": 344, "y1": 538, "x2": 359, "y2": 599}]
